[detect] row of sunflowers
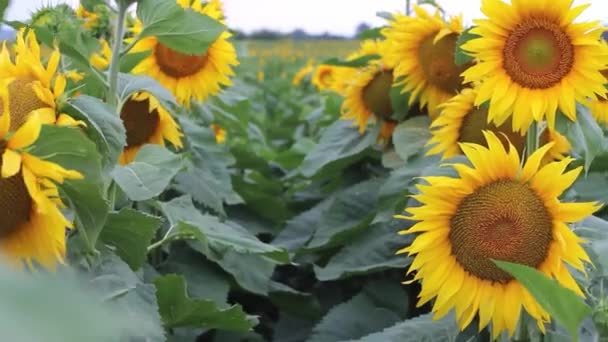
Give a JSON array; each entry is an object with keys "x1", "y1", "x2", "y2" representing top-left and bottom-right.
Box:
[{"x1": 2, "y1": 0, "x2": 608, "y2": 340}]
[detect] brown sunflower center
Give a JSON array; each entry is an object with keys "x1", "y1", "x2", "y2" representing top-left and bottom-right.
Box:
[
  {"x1": 459, "y1": 105, "x2": 526, "y2": 152},
  {"x1": 0, "y1": 78, "x2": 49, "y2": 131},
  {"x1": 418, "y1": 33, "x2": 467, "y2": 93},
  {"x1": 362, "y1": 70, "x2": 394, "y2": 119},
  {"x1": 449, "y1": 180, "x2": 553, "y2": 282},
  {"x1": 503, "y1": 18, "x2": 573, "y2": 89},
  {"x1": 154, "y1": 43, "x2": 208, "y2": 78},
  {"x1": 120, "y1": 97, "x2": 160, "y2": 148},
  {"x1": 0, "y1": 149, "x2": 32, "y2": 237}
]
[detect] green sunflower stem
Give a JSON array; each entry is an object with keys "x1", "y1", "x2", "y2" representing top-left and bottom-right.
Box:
[
  {"x1": 107, "y1": 0, "x2": 129, "y2": 109},
  {"x1": 525, "y1": 121, "x2": 539, "y2": 159}
]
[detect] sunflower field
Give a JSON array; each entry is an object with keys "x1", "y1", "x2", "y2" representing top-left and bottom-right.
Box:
[{"x1": 4, "y1": 0, "x2": 608, "y2": 341}]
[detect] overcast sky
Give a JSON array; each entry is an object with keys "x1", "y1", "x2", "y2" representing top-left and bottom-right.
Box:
[{"x1": 7, "y1": 0, "x2": 608, "y2": 36}]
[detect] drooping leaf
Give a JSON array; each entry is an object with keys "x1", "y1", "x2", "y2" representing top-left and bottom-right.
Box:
[
  {"x1": 392, "y1": 116, "x2": 431, "y2": 162},
  {"x1": 300, "y1": 120, "x2": 378, "y2": 177},
  {"x1": 111, "y1": 145, "x2": 183, "y2": 201},
  {"x1": 136, "y1": 0, "x2": 225, "y2": 55},
  {"x1": 494, "y1": 260, "x2": 592, "y2": 340},
  {"x1": 67, "y1": 95, "x2": 126, "y2": 169},
  {"x1": 116, "y1": 73, "x2": 178, "y2": 110},
  {"x1": 29, "y1": 125, "x2": 108, "y2": 252},
  {"x1": 98, "y1": 208, "x2": 163, "y2": 270},
  {"x1": 155, "y1": 274, "x2": 257, "y2": 331},
  {"x1": 559, "y1": 105, "x2": 605, "y2": 174}
]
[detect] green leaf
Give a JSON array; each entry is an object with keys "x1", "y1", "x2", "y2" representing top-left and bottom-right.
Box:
[
  {"x1": 98, "y1": 208, "x2": 162, "y2": 270},
  {"x1": 155, "y1": 274, "x2": 257, "y2": 331},
  {"x1": 300, "y1": 120, "x2": 378, "y2": 177},
  {"x1": 86, "y1": 253, "x2": 165, "y2": 341},
  {"x1": 159, "y1": 246, "x2": 231, "y2": 307},
  {"x1": 392, "y1": 116, "x2": 431, "y2": 162},
  {"x1": 347, "y1": 313, "x2": 460, "y2": 342},
  {"x1": 494, "y1": 260, "x2": 592, "y2": 340},
  {"x1": 454, "y1": 27, "x2": 478, "y2": 66},
  {"x1": 67, "y1": 95, "x2": 126, "y2": 169},
  {"x1": 116, "y1": 73, "x2": 178, "y2": 110},
  {"x1": 0, "y1": 0, "x2": 9, "y2": 21},
  {"x1": 321, "y1": 54, "x2": 381, "y2": 68},
  {"x1": 307, "y1": 281, "x2": 408, "y2": 342},
  {"x1": 29, "y1": 125, "x2": 108, "y2": 251},
  {"x1": 111, "y1": 145, "x2": 183, "y2": 201},
  {"x1": 120, "y1": 50, "x2": 151, "y2": 73},
  {"x1": 0, "y1": 261, "x2": 140, "y2": 342},
  {"x1": 314, "y1": 221, "x2": 412, "y2": 281},
  {"x1": 208, "y1": 250, "x2": 276, "y2": 295},
  {"x1": 563, "y1": 105, "x2": 605, "y2": 173},
  {"x1": 158, "y1": 195, "x2": 289, "y2": 263},
  {"x1": 356, "y1": 27, "x2": 384, "y2": 40},
  {"x1": 136, "y1": 0, "x2": 225, "y2": 55},
  {"x1": 306, "y1": 179, "x2": 382, "y2": 250}
]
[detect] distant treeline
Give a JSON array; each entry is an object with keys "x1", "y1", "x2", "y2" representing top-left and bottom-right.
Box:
[{"x1": 232, "y1": 23, "x2": 373, "y2": 40}]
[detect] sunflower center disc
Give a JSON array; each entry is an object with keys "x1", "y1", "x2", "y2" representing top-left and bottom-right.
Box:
[
  {"x1": 503, "y1": 19, "x2": 573, "y2": 89},
  {"x1": 0, "y1": 152, "x2": 32, "y2": 236},
  {"x1": 154, "y1": 43, "x2": 208, "y2": 78},
  {"x1": 0, "y1": 78, "x2": 49, "y2": 131},
  {"x1": 418, "y1": 33, "x2": 467, "y2": 93},
  {"x1": 459, "y1": 105, "x2": 525, "y2": 152},
  {"x1": 120, "y1": 97, "x2": 161, "y2": 148},
  {"x1": 449, "y1": 180, "x2": 553, "y2": 282},
  {"x1": 362, "y1": 70, "x2": 394, "y2": 119}
]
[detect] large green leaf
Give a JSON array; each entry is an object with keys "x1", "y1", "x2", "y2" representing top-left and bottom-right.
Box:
[
  {"x1": 155, "y1": 274, "x2": 257, "y2": 330},
  {"x1": 136, "y1": 0, "x2": 225, "y2": 55},
  {"x1": 306, "y1": 179, "x2": 382, "y2": 250},
  {"x1": 495, "y1": 260, "x2": 592, "y2": 340},
  {"x1": 85, "y1": 253, "x2": 165, "y2": 342},
  {"x1": 300, "y1": 120, "x2": 378, "y2": 177},
  {"x1": 314, "y1": 221, "x2": 412, "y2": 281},
  {"x1": 116, "y1": 73, "x2": 178, "y2": 110},
  {"x1": 67, "y1": 95, "x2": 126, "y2": 169},
  {"x1": 29, "y1": 125, "x2": 108, "y2": 252},
  {"x1": 0, "y1": 0, "x2": 9, "y2": 21},
  {"x1": 307, "y1": 281, "x2": 408, "y2": 342},
  {"x1": 559, "y1": 105, "x2": 605, "y2": 173},
  {"x1": 454, "y1": 27, "x2": 478, "y2": 66},
  {"x1": 347, "y1": 313, "x2": 460, "y2": 342},
  {"x1": 111, "y1": 144, "x2": 183, "y2": 201},
  {"x1": 158, "y1": 195, "x2": 288, "y2": 263},
  {"x1": 98, "y1": 208, "x2": 163, "y2": 270},
  {"x1": 392, "y1": 116, "x2": 431, "y2": 162}
]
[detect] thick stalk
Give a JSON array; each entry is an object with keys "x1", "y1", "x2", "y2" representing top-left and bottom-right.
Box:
[
  {"x1": 406, "y1": 0, "x2": 411, "y2": 15},
  {"x1": 526, "y1": 121, "x2": 539, "y2": 159},
  {"x1": 107, "y1": 0, "x2": 128, "y2": 108}
]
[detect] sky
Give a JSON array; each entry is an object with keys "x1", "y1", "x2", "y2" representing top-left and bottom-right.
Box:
[{"x1": 6, "y1": 0, "x2": 608, "y2": 36}]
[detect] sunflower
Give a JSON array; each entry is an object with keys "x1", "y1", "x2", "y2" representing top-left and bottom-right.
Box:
[
  {"x1": 427, "y1": 88, "x2": 571, "y2": 163},
  {"x1": 383, "y1": 6, "x2": 467, "y2": 119},
  {"x1": 311, "y1": 64, "x2": 339, "y2": 91},
  {"x1": 129, "y1": 0, "x2": 239, "y2": 105},
  {"x1": 461, "y1": 0, "x2": 607, "y2": 133},
  {"x1": 0, "y1": 29, "x2": 81, "y2": 129},
  {"x1": 587, "y1": 70, "x2": 608, "y2": 125},
  {"x1": 211, "y1": 123, "x2": 226, "y2": 143},
  {"x1": 76, "y1": 5, "x2": 99, "y2": 30},
  {"x1": 0, "y1": 90, "x2": 83, "y2": 269},
  {"x1": 292, "y1": 61, "x2": 315, "y2": 86},
  {"x1": 119, "y1": 92, "x2": 183, "y2": 164},
  {"x1": 398, "y1": 131, "x2": 597, "y2": 338},
  {"x1": 340, "y1": 40, "x2": 398, "y2": 142},
  {"x1": 90, "y1": 39, "x2": 111, "y2": 70}
]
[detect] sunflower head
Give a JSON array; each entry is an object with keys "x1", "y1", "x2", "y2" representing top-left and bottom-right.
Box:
[
  {"x1": 384, "y1": 6, "x2": 467, "y2": 118},
  {"x1": 312, "y1": 65, "x2": 339, "y2": 91},
  {"x1": 399, "y1": 131, "x2": 597, "y2": 338},
  {"x1": 119, "y1": 92, "x2": 183, "y2": 164},
  {"x1": 462, "y1": 0, "x2": 608, "y2": 133},
  {"x1": 0, "y1": 29, "x2": 82, "y2": 130},
  {"x1": 211, "y1": 123, "x2": 226, "y2": 143},
  {"x1": 130, "y1": 0, "x2": 239, "y2": 105},
  {"x1": 292, "y1": 60, "x2": 315, "y2": 86},
  {"x1": 0, "y1": 88, "x2": 82, "y2": 269},
  {"x1": 427, "y1": 88, "x2": 571, "y2": 161}
]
